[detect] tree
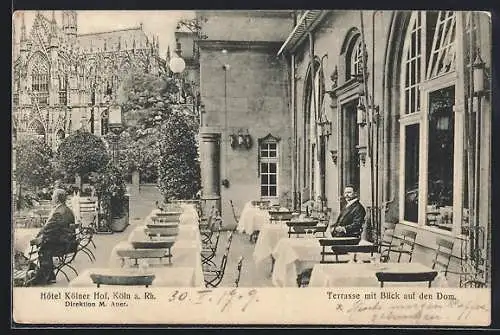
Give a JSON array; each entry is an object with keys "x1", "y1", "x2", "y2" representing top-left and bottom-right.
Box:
[
  {"x1": 16, "y1": 137, "x2": 54, "y2": 190},
  {"x1": 56, "y1": 130, "x2": 110, "y2": 187},
  {"x1": 15, "y1": 137, "x2": 54, "y2": 210},
  {"x1": 157, "y1": 109, "x2": 201, "y2": 201},
  {"x1": 117, "y1": 70, "x2": 201, "y2": 199},
  {"x1": 117, "y1": 130, "x2": 160, "y2": 183}
]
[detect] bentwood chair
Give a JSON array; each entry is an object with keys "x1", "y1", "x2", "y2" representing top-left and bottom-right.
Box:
[
  {"x1": 13, "y1": 245, "x2": 40, "y2": 287},
  {"x1": 52, "y1": 239, "x2": 80, "y2": 282},
  {"x1": 431, "y1": 238, "x2": 454, "y2": 277},
  {"x1": 381, "y1": 229, "x2": 417, "y2": 263},
  {"x1": 375, "y1": 271, "x2": 438, "y2": 288},
  {"x1": 201, "y1": 219, "x2": 223, "y2": 267},
  {"x1": 229, "y1": 200, "x2": 240, "y2": 225},
  {"x1": 378, "y1": 222, "x2": 396, "y2": 259},
  {"x1": 204, "y1": 231, "x2": 235, "y2": 288},
  {"x1": 234, "y1": 256, "x2": 244, "y2": 287},
  {"x1": 462, "y1": 279, "x2": 487, "y2": 288}
]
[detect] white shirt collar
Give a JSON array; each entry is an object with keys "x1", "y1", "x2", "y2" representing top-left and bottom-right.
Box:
[{"x1": 345, "y1": 198, "x2": 359, "y2": 208}]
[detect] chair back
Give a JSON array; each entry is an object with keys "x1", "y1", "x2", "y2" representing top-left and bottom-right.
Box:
[
  {"x1": 318, "y1": 238, "x2": 376, "y2": 263},
  {"x1": 229, "y1": 200, "x2": 239, "y2": 224},
  {"x1": 462, "y1": 279, "x2": 487, "y2": 288},
  {"x1": 79, "y1": 199, "x2": 98, "y2": 227},
  {"x1": 396, "y1": 229, "x2": 417, "y2": 262},
  {"x1": 375, "y1": 271, "x2": 438, "y2": 288},
  {"x1": 431, "y1": 238, "x2": 454, "y2": 276},
  {"x1": 235, "y1": 256, "x2": 244, "y2": 287},
  {"x1": 381, "y1": 222, "x2": 396, "y2": 244}
]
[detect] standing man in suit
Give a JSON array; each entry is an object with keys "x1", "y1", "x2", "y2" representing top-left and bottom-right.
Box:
[
  {"x1": 31, "y1": 189, "x2": 77, "y2": 285},
  {"x1": 330, "y1": 185, "x2": 366, "y2": 238}
]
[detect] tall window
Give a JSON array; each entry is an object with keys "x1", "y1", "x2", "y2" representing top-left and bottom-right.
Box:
[
  {"x1": 349, "y1": 37, "x2": 363, "y2": 80},
  {"x1": 13, "y1": 71, "x2": 20, "y2": 105},
  {"x1": 31, "y1": 54, "x2": 49, "y2": 105},
  {"x1": 59, "y1": 74, "x2": 68, "y2": 105},
  {"x1": 303, "y1": 60, "x2": 324, "y2": 200},
  {"x1": 260, "y1": 141, "x2": 278, "y2": 198},
  {"x1": 399, "y1": 11, "x2": 458, "y2": 232}
]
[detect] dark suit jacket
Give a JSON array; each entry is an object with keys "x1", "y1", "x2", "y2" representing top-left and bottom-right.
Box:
[
  {"x1": 331, "y1": 200, "x2": 366, "y2": 238},
  {"x1": 36, "y1": 204, "x2": 77, "y2": 253}
]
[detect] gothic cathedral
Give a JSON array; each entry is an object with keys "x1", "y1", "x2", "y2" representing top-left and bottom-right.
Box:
[{"x1": 12, "y1": 11, "x2": 164, "y2": 149}]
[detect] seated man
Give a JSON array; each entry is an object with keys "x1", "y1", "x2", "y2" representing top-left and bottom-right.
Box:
[
  {"x1": 31, "y1": 189, "x2": 77, "y2": 285},
  {"x1": 329, "y1": 185, "x2": 366, "y2": 238}
]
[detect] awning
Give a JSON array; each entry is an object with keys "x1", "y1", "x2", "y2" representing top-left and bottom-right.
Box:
[{"x1": 277, "y1": 10, "x2": 328, "y2": 56}]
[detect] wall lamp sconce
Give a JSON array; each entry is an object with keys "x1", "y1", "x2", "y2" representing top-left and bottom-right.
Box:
[
  {"x1": 472, "y1": 50, "x2": 489, "y2": 97},
  {"x1": 356, "y1": 100, "x2": 366, "y2": 126},
  {"x1": 356, "y1": 145, "x2": 367, "y2": 167},
  {"x1": 229, "y1": 130, "x2": 252, "y2": 150},
  {"x1": 329, "y1": 149, "x2": 338, "y2": 165},
  {"x1": 221, "y1": 179, "x2": 230, "y2": 188},
  {"x1": 317, "y1": 119, "x2": 332, "y2": 137}
]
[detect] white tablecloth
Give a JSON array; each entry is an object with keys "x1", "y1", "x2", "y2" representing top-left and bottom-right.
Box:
[
  {"x1": 69, "y1": 266, "x2": 201, "y2": 287},
  {"x1": 127, "y1": 224, "x2": 200, "y2": 242},
  {"x1": 145, "y1": 208, "x2": 198, "y2": 226},
  {"x1": 309, "y1": 262, "x2": 448, "y2": 287},
  {"x1": 253, "y1": 223, "x2": 288, "y2": 266},
  {"x1": 237, "y1": 202, "x2": 270, "y2": 235},
  {"x1": 179, "y1": 203, "x2": 199, "y2": 221},
  {"x1": 271, "y1": 237, "x2": 373, "y2": 287}
]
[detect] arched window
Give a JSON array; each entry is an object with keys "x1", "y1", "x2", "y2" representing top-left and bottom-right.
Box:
[
  {"x1": 30, "y1": 53, "x2": 50, "y2": 105},
  {"x1": 348, "y1": 36, "x2": 363, "y2": 80},
  {"x1": 303, "y1": 59, "x2": 324, "y2": 200},
  {"x1": 28, "y1": 119, "x2": 45, "y2": 139},
  {"x1": 399, "y1": 11, "x2": 458, "y2": 232}
]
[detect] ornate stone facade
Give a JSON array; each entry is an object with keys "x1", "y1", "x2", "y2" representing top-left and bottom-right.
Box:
[{"x1": 12, "y1": 11, "x2": 164, "y2": 149}]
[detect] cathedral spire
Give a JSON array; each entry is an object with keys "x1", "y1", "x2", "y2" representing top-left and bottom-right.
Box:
[
  {"x1": 51, "y1": 10, "x2": 57, "y2": 35},
  {"x1": 20, "y1": 12, "x2": 27, "y2": 42}
]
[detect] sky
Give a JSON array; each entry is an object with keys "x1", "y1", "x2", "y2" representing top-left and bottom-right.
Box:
[{"x1": 12, "y1": 10, "x2": 195, "y2": 58}]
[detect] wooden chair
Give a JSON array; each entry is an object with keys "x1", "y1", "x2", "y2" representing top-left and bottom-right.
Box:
[
  {"x1": 462, "y1": 279, "x2": 487, "y2": 288},
  {"x1": 204, "y1": 231, "x2": 235, "y2": 288},
  {"x1": 378, "y1": 221, "x2": 396, "y2": 257},
  {"x1": 74, "y1": 224, "x2": 97, "y2": 263},
  {"x1": 431, "y1": 238, "x2": 454, "y2": 277},
  {"x1": 319, "y1": 238, "x2": 377, "y2": 264},
  {"x1": 375, "y1": 271, "x2": 438, "y2": 288},
  {"x1": 297, "y1": 268, "x2": 313, "y2": 287},
  {"x1": 79, "y1": 199, "x2": 99, "y2": 231},
  {"x1": 229, "y1": 200, "x2": 240, "y2": 225},
  {"x1": 90, "y1": 272, "x2": 155, "y2": 288},
  {"x1": 381, "y1": 229, "x2": 417, "y2": 263},
  {"x1": 52, "y1": 240, "x2": 80, "y2": 282},
  {"x1": 13, "y1": 245, "x2": 40, "y2": 287},
  {"x1": 201, "y1": 220, "x2": 223, "y2": 267},
  {"x1": 234, "y1": 256, "x2": 244, "y2": 287},
  {"x1": 286, "y1": 220, "x2": 319, "y2": 238}
]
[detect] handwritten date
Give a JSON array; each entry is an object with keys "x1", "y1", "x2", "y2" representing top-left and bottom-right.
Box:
[{"x1": 167, "y1": 288, "x2": 259, "y2": 312}]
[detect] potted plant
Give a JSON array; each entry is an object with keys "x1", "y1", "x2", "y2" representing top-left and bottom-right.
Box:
[{"x1": 92, "y1": 163, "x2": 129, "y2": 233}]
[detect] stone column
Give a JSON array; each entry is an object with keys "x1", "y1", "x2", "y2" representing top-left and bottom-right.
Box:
[{"x1": 199, "y1": 127, "x2": 221, "y2": 215}]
